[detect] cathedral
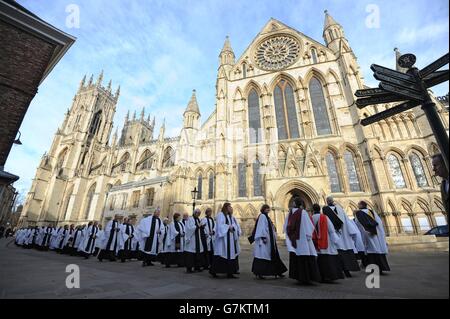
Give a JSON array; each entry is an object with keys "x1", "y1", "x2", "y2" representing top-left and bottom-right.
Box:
[{"x1": 19, "y1": 12, "x2": 449, "y2": 237}]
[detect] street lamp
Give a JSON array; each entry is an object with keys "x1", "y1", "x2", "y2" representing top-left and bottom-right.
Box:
[
  {"x1": 191, "y1": 187, "x2": 198, "y2": 214},
  {"x1": 13, "y1": 131, "x2": 22, "y2": 145}
]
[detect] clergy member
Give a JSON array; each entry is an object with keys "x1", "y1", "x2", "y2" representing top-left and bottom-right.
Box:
[
  {"x1": 158, "y1": 218, "x2": 170, "y2": 264},
  {"x1": 323, "y1": 196, "x2": 360, "y2": 277},
  {"x1": 201, "y1": 208, "x2": 216, "y2": 269},
  {"x1": 40, "y1": 224, "x2": 54, "y2": 251},
  {"x1": 79, "y1": 221, "x2": 100, "y2": 259},
  {"x1": 56, "y1": 225, "x2": 70, "y2": 253},
  {"x1": 251, "y1": 204, "x2": 287, "y2": 279},
  {"x1": 284, "y1": 197, "x2": 321, "y2": 285},
  {"x1": 164, "y1": 213, "x2": 185, "y2": 268},
  {"x1": 355, "y1": 201, "x2": 390, "y2": 273},
  {"x1": 209, "y1": 203, "x2": 241, "y2": 279},
  {"x1": 137, "y1": 208, "x2": 165, "y2": 267},
  {"x1": 184, "y1": 209, "x2": 208, "y2": 273},
  {"x1": 311, "y1": 204, "x2": 344, "y2": 283},
  {"x1": 98, "y1": 215, "x2": 122, "y2": 262},
  {"x1": 118, "y1": 217, "x2": 137, "y2": 262}
]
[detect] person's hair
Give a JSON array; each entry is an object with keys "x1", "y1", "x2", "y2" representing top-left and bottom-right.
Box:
[
  {"x1": 432, "y1": 153, "x2": 444, "y2": 162},
  {"x1": 293, "y1": 197, "x2": 305, "y2": 209},
  {"x1": 173, "y1": 213, "x2": 180, "y2": 220},
  {"x1": 359, "y1": 201, "x2": 368, "y2": 209},
  {"x1": 260, "y1": 204, "x2": 270, "y2": 213},
  {"x1": 205, "y1": 207, "x2": 212, "y2": 213},
  {"x1": 312, "y1": 203, "x2": 321, "y2": 212},
  {"x1": 221, "y1": 202, "x2": 231, "y2": 214}
]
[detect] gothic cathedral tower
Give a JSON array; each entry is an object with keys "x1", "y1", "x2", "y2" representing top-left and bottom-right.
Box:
[{"x1": 21, "y1": 72, "x2": 119, "y2": 225}]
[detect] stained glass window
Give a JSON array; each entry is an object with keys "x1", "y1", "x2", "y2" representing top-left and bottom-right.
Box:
[
  {"x1": 409, "y1": 153, "x2": 428, "y2": 187},
  {"x1": 197, "y1": 174, "x2": 203, "y2": 200},
  {"x1": 309, "y1": 77, "x2": 332, "y2": 136},
  {"x1": 253, "y1": 159, "x2": 263, "y2": 196},
  {"x1": 326, "y1": 152, "x2": 342, "y2": 193},
  {"x1": 274, "y1": 81, "x2": 299, "y2": 140},
  {"x1": 388, "y1": 154, "x2": 406, "y2": 189},
  {"x1": 238, "y1": 162, "x2": 247, "y2": 197},
  {"x1": 248, "y1": 89, "x2": 262, "y2": 144},
  {"x1": 208, "y1": 172, "x2": 214, "y2": 199},
  {"x1": 344, "y1": 151, "x2": 362, "y2": 192}
]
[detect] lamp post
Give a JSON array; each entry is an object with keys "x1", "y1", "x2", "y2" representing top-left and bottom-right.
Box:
[{"x1": 191, "y1": 187, "x2": 198, "y2": 214}]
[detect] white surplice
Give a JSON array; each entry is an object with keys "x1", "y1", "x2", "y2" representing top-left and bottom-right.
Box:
[
  {"x1": 355, "y1": 209, "x2": 388, "y2": 255},
  {"x1": 213, "y1": 212, "x2": 241, "y2": 260},
  {"x1": 253, "y1": 213, "x2": 279, "y2": 260},
  {"x1": 184, "y1": 216, "x2": 205, "y2": 253},
  {"x1": 326, "y1": 205, "x2": 358, "y2": 251},
  {"x1": 137, "y1": 215, "x2": 165, "y2": 255},
  {"x1": 164, "y1": 221, "x2": 185, "y2": 253},
  {"x1": 283, "y1": 208, "x2": 317, "y2": 256},
  {"x1": 311, "y1": 214, "x2": 340, "y2": 255}
]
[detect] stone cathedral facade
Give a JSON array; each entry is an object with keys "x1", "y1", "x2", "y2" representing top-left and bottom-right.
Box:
[{"x1": 20, "y1": 13, "x2": 449, "y2": 237}]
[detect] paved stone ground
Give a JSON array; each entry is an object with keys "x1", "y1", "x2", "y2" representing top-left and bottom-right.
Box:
[{"x1": 0, "y1": 238, "x2": 448, "y2": 299}]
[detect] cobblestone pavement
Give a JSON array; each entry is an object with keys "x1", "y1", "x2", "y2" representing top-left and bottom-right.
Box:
[{"x1": 0, "y1": 238, "x2": 448, "y2": 299}]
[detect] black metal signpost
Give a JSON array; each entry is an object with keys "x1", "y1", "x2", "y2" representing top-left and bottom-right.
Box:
[{"x1": 356, "y1": 53, "x2": 450, "y2": 172}]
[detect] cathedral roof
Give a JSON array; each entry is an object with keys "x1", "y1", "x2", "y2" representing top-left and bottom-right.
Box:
[{"x1": 221, "y1": 36, "x2": 233, "y2": 53}]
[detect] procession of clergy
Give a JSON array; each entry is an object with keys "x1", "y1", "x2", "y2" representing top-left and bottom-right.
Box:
[{"x1": 14, "y1": 196, "x2": 390, "y2": 284}]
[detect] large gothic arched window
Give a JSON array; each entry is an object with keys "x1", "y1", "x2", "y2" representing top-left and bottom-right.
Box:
[
  {"x1": 274, "y1": 80, "x2": 300, "y2": 140},
  {"x1": 162, "y1": 147, "x2": 175, "y2": 168},
  {"x1": 89, "y1": 111, "x2": 102, "y2": 135},
  {"x1": 387, "y1": 154, "x2": 407, "y2": 189},
  {"x1": 326, "y1": 152, "x2": 342, "y2": 193},
  {"x1": 253, "y1": 159, "x2": 263, "y2": 196},
  {"x1": 409, "y1": 153, "x2": 428, "y2": 187},
  {"x1": 137, "y1": 150, "x2": 153, "y2": 171},
  {"x1": 248, "y1": 89, "x2": 262, "y2": 144},
  {"x1": 208, "y1": 172, "x2": 214, "y2": 199},
  {"x1": 309, "y1": 77, "x2": 332, "y2": 136},
  {"x1": 197, "y1": 174, "x2": 203, "y2": 200},
  {"x1": 238, "y1": 161, "x2": 247, "y2": 197},
  {"x1": 343, "y1": 150, "x2": 362, "y2": 192}
]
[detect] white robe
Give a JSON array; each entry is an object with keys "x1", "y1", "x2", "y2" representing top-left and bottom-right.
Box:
[
  {"x1": 214, "y1": 212, "x2": 241, "y2": 260},
  {"x1": 311, "y1": 214, "x2": 340, "y2": 255},
  {"x1": 184, "y1": 216, "x2": 206, "y2": 253},
  {"x1": 164, "y1": 221, "x2": 185, "y2": 253},
  {"x1": 349, "y1": 219, "x2": 366, "y2": 253},
  {"x1": 326, "y1": 205, "x2": 358, "y2": 252},
  {"x1": 41, "y1": 227, "x2": 54, "y2": 247},
  {"x1": 70, "y1": 228, "x2": 84, "y2": 249},
  {"x1": 253, "y1": 213, "x2": 279, "y2": 261},
  {"x1": 95, "y1": 230, "x2": 105, "y2": 250},
  {"x1": 78, "y1": 226, "x2": 99, "y2": 254},
  {"x1": 283, "y1": 208, "x2": 317, "y2": 256},
  {"x1": 119, "y1": 223, "x2": 138, "y2": 251},
  {"x1": 49, "y1": 228, "x2": 63, "y2": 250},
  {"x1": 137, "y1": 215, "x2": 165, "y2": 255},
  {"x1": 62, "y1": 229, "x2": 75, "y2": 248},
  {"x1": 201, "y1": 217, "x2": 216, "y2": 252},
  {"x1": 17, "y1": 229, "x2": 28, "y2": 245},
  {"x1": 103, "y1": 220, "x2": 122, "y2": 253},
  {"x1": 55, "y1": 228, "x2": 69, "y2": 249},
  {"x1": 355, "y1": 209, "x2": 389, "y2": 255}
]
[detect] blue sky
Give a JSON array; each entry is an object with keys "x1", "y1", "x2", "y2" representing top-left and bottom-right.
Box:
[{"x1": 7, "y1": 0, "x2": 449, "y2": 200}]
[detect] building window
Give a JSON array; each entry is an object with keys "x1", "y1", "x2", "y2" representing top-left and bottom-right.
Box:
[
  {"x1": 238, "y1": 162, "x2": 247, "y2": 197},
  {"x1": 326, "y1": 152, "x2": 342, "y2": 193},
  {"x1": 309, "y1": 77, "x2": 332, "y2": 136},
  {"x1": 253, "y1": 159, "x2": 263, "y2": 197},
  {"x1": 343, "y1": 150, "x2": 362, "y2": 192},
  {"x1": 248, "y1": 89, "x2": 262, "y2": 144},
  {"x1": 137, "y1": 150, "x2": 153, "y2": 171},
  {"x1": 274, "y1": 80, "x2": 300, "y2": 140},
  {"x1": 242, "y1": 63, "x2": 247, "y2": 78},
  {"x1": 89, "y1": 110, "x2": 102, "y2": 135},
  {"x1": 387, "y1": 154, "x2": 407, "y2": 189},
  {"x1": 328, "y1": 29, "x2": 334, "y2": 41},
  {"x1": 311, "y1": 48, "x2": 318, "y2": 64},
  {"x1": 146, "y1": 188, "x2": 155, "y2": 207},
  {"x1": 131, "y1": 191, "x2": 140, "y2": 208},
  {"x1": 208, "y1": 172, "x2": 214, "y2": 199},
  {"x1": 162, "y1": 147, "x2": 175, "y2": 168},
  {"x1": 197, "y1": 174, "x2": 203, "y2": 200},
  {"x1": 409, "y1": 153, "x2": 428, "y2": 187},
  {"x1": 84, "y1": 183, "x2": 96, "y2": 219},
  {"x1": 109, "y1": 195, "x2": 116, "y2": 211}
]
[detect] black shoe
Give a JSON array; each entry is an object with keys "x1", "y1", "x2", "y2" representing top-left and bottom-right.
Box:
[
  {"x1": 142, "y1": 261, "x2": 147, "y2": 267},
  {"x1": 121, "y1": 259, "x2": 126, "y2": 263},
  {"x1": 148, "y1": 262, "x2": 154, "y2": 266},
  {"x1": 98, "y1": 258, "x2": 103, "y2": 262},
  {"x1": 187, "y1": 269, "x2": 194, "y2": 273},
  {"x1": 165, "y1": 265, "x2": 170, "y2": 268},
  {"x1": 210, "y1": 272, "x2": 218, "y2": 278},
  {"x1": 227, "y1": 274, "x2": 238, "y2": 279},
  {"x1": 257, "y1": 275, "x2": 265, "y2": 280},
  {"x1": 276, "y1": 274, "x2": 285, "y2": 278},
  {"x1": 344, "y1": 270, "x2": 352, "y2": 278}
]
